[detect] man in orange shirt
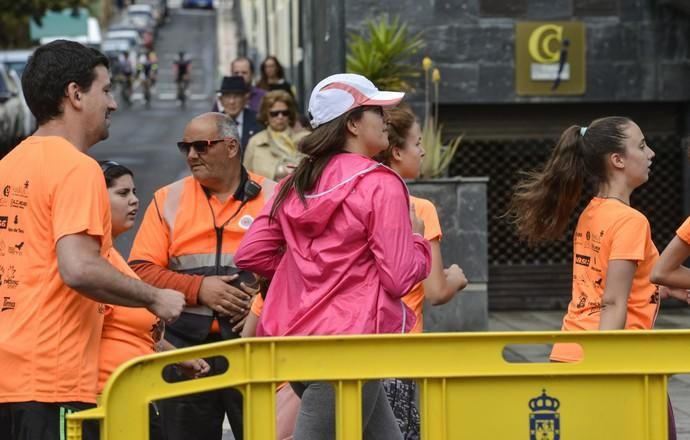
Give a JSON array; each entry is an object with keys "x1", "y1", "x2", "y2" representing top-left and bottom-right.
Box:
[
  {"x1": 129, "y1": 112, "x2": 275, "y2": 440},
  {"x1": 0, "y1": 40, "x2": 185, "y2": 440}
]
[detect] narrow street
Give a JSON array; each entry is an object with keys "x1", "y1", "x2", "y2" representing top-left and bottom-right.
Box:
[{"x1": 90, "y1": 6, "x2": 218, "y2": 257}]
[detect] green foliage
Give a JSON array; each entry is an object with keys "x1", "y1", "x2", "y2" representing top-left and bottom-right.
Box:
[
  {"x1": 419, "y1": 117, "x2": 462, "y2": 178},
  {"x1": 0, "y1": 0, "x2": 89, "y2": 47},
  {"x1": 346, "y1": 16, "x2": 424, "y2": 92}
]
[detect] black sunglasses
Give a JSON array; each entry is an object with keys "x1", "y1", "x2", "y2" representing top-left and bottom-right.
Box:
[
  {"x1": 176, "y1": 139, "x2": 226, "y2": 155},
  {"x1": 99, "y1": 160, "x2": 121, "y2": 174},
  {"x1": 269, "y1": 110, "x2": 290, "y2": 118}
]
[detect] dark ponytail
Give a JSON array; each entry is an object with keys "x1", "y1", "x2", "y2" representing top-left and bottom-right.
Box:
[
  {"x1": 269, "y1": 107, "x2": 367, "y2": 219},
  {"x1": 509, "y1": 116, "x2": 631, "y2": 245}
]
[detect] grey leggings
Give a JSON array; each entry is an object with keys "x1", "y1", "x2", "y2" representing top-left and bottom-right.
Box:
[{"x1": 290, "y1": 380, "x2": 403, "y2": 440}]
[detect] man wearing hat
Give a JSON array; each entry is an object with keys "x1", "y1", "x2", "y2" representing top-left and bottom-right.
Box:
[{"x1": 217, "y1": 76, "x2": 264, "y2": 156}]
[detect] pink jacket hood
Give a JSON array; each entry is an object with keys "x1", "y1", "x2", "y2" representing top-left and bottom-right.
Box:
[{"x1": 235, "y1": 152, "x2": 431, "y2": 336}]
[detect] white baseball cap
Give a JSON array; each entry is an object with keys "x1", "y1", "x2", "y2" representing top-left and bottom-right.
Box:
[{"x1": 307, "y1": 73, "x2": 405, "y2": 128}]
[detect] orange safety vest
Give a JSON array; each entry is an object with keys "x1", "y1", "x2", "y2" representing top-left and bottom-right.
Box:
[{"x1": 129, "y1": 169, "x2": 275, "y2": 343}]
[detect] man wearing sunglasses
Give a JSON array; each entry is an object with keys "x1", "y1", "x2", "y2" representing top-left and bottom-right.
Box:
[
  {"x1": 216, "y1": 76, "x2": 264, "y2": 157},
  {"x1": 128, "y1": 112, "x2": 276, "y2": 440}
]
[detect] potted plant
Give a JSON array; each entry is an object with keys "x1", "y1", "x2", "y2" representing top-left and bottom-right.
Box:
[{"x1": 409, "y1": 58, "x2": 489, "y2": 332}]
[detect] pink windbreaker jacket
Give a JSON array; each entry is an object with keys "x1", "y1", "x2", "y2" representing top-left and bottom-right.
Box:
[{"x1": 235, "y1": 152, "x2": 431, "y2": 336}]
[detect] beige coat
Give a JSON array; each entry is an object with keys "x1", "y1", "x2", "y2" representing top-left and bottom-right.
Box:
[{"x1": 243, "y1": 129, "x2": 309, "y2": 180}]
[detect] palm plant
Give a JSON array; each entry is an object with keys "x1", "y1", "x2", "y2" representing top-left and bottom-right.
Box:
[{"x1": 346, "y1": 16, "x2": 425, "y2": 91}]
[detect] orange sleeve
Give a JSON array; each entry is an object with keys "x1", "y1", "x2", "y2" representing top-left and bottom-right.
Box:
[
  {"x1": 128, "y1": 192, "x2": 170, "y2": 268},
  {"x1": 414, "y1": 197, "x2": 442, "y2": 241},
  {"x1": 250, "y1": 294, "x2": 264, "y2": 316},
  {"x1": 608, "y1": 213, "x2": 649, "y2": 261},
  {"x1": 130, "y1": 261, "x2": 203, "y2": 305},
  {"x1": 52, "y1": 161, "x2": 109, "y2": 244},
  {"x1": 676, "y1": 216, "x2": 690, "y2": 245}
]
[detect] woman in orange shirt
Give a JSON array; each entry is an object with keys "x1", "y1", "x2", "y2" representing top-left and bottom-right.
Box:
[
  {"x1": 97, "y1": 161, "x2": 209, "y2": 439},
  {"x1": 509, "y1": 117, "x2": 681, "y2": 439},
  {"x1": 652, "y1": 213, "x2": 690, "y2": 295},
  {"x1": 375, "y1": 106, "x2": 467, "y2": 438}
]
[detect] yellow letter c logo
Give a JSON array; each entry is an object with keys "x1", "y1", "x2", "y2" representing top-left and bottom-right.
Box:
[{"x1": 528, "y1": 24, "x2": 563, "y2": 63}]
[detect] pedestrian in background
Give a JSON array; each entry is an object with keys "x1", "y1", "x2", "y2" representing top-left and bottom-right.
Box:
[
  {"x1": 230, "y1": 56, "x2": 266, "y2": 113},
  {"x1": 257, "y1": 55, "x2": 294, "y2": 96},
  {"x1": 244, "y1": 90, "x2": 308, "y2": 180},
  {"x1": 235, "y1": 73, "x2": 432, "y2": 439},
  {"x1": 217, "y1": 76, "x2": 264, "y2": 154}
]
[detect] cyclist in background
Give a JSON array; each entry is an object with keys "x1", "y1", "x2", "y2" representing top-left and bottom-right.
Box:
[{"x1": 173, "y1": 51, "x2": 191, "y2": 107}]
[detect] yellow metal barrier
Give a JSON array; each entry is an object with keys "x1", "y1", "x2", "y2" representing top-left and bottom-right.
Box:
[{"x1": 67, "y1": 330, "x2": 690, "y2": 439}]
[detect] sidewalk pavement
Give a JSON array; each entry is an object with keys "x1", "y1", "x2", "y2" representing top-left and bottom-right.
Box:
[{"x1": 491, "y1": 308, "x2": 690, "y2": 439}]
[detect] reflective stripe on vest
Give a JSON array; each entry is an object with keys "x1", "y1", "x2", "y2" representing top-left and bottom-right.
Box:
[
  {"x1": 168, "y1": 253, "x2": 235, "y2": 271},
  {"x1": 161, "y1": 179, "x2": 185, "y2": 243}
]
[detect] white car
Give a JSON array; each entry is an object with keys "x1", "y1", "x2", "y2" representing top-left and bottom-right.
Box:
[
  {"x1": 0, "y1": 65, "x2": 26, "y2": 158},
  {"x1": 0, "y1": 49, "x2": 37, "y2": 138}
]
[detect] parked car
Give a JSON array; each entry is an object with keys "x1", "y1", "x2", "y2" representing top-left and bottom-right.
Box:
[
  {"x1": 7, "y1": 69, "x2": 35, "y2": 139},
  {"x1": 0, "y1": 65, "x2": 26, "y2": 159},
  {"x1": 136, "y1": 0, "x2": 166, "y2": 25},
  {"x1": 183, "y1": 0, "x2": 214, "y2": 9},
  {"x1": 0, "y1": 50, "x2": 37, "y2": 139},
  {"x1": 0, "y1": 49, "x2": 34, "y2": 77}
]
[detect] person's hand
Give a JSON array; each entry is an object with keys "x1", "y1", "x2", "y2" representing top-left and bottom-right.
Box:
[
  {"x1": 444, "y1": 264, "x2": 468, "y2": 292},
  {"x1": 198, "y1": 275, "x2": 251, "y2": 316},
  {"x1": 410, "y1": 202, "x2": 425, "y2": 236},
  {"x1": 229, "y1": 280, "x2": 262, "y2": 329},
  {"x1": 659, "y1": 286, "x2": 690, "y2": 304},
  {"x1": 147, "y1": 289, "x2": 186, "y2": 323},
  {"x1": 176, "y1": 358, "x2": 210, "y2": 379}
]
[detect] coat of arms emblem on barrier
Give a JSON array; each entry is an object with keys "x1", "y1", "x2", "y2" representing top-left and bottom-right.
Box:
[{"x1": 529, "y1": 389, "x2": 560, "y2": 440}]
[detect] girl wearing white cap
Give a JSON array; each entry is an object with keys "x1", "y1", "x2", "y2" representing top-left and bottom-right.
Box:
[{"x1": 236, "y1": 74, "x2": 431, "y2": 439}]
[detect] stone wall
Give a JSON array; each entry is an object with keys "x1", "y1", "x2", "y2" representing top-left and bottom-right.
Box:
[
  {"x1": 408, "y1": 177, "x2": 489, "y2": 331},
  {"x1": 344, "y1": 0, "x2": 690, "y2": 104}
]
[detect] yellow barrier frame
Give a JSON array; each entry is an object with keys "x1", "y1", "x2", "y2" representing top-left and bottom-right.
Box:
[{"x1": 68, "y1": 330, "x2": 690, "y2": 439}]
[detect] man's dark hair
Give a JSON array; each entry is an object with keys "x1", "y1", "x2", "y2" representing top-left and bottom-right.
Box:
[{"x1": 22, "y1": 40, "x2": 110, "y2": 125}]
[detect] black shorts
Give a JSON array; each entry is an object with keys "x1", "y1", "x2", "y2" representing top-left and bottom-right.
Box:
[{"x1": 0, "y1": 401, "x2": 99, "y2": 440}]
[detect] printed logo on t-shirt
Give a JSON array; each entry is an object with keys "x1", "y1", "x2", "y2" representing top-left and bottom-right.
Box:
[
  {"x1": 0, "y1": 216, "x2": 7, "y2": 229},
  {"x1": 2, "y1": 186, "x2": 9, "y2": 197},
  {"x1": 2, "y1": 265, "x2": 18, "y2": 289},
  {"x1": 1, "y1": 296, "x2": 15, "y2": 312},
  {"x1": 575, "y1": 254, "x2": 590, "y2": 267},
  {"x1": 8, "y1": 242, "x2": 23, "y2": 256},
  {"x1": 238, "y1": 214, "x2": 254, "y2": 230},
  {"x1": 10, "y1": 199, "x2": 27, "y2": 209},
  {"x1": 8, "y1": 215, "x2": 24, "y2": 233}
]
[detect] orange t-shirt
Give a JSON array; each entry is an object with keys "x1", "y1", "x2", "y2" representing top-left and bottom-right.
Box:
[
  {"x1": 251, "y1": 293, "x2": 265, "y2": 316},
  {"x1": 676, "y1": 216, "x2": 690, "y2": 245},
  {"x1": 403, "y1": 196, "x2": 442, "y2": 333},
  {"x1": 0, "y1": 136, "x2": 112, "y2": 404},
  {"x1": 551, "y1": 198, "x2": 659, "y2": 362},
  {"x1": 98, "y1": 248, "x2": 160, "y2": 393}
]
